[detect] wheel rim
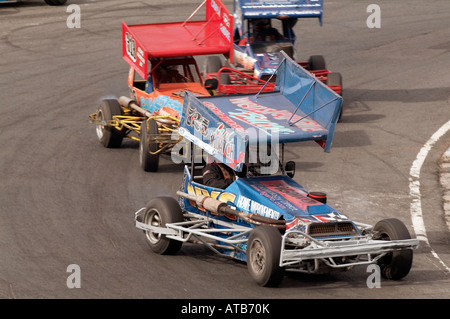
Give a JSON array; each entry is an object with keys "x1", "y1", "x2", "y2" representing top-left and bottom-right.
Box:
[
  {"x1": 375, "y1": 231, "x2": 393, "y2": 265},
  {"x1": 96, "y1": 109, "x2": 105, "y2": 140},
  {"x1": 144, "y1": 209, "x2": 162, "y2": 244},
  {"x1": 249, "y1": 239, "x2": 266, "y2": 275}
]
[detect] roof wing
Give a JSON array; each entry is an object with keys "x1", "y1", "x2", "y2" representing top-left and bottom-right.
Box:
[
  {"x1": 274, "y1": 52, "x2": 342, "y2": 153},
  {"x1": 178, "y1": 51, "x2": 342, "y2": 171},
  {"x1": 122, "y1": 0, "x2": 233, "y2": 79},
  {"x1": 234, "y1": 0, "x2": 323, "y2": 22}
]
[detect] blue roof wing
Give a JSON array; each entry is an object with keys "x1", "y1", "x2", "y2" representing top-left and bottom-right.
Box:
[
  {"x1": 178, "y1": 51, "x2": 342, "y2": 171},
  {"x1": 235, "y1": 0, "x2": 323, "y2": 21},
  {"x1": 275, "y1": 52, "x2": 342, "y2": 153}
]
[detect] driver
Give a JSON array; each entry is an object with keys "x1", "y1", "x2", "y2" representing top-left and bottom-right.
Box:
[
  {"x1": 253, "y1": 19, "x2": 284, "y2": 42},
  {"x1": 153, "y1": 65, "x2": 186, "y2": 88},
  {"x1": 202, "y1": 155, "x2": 236, "y2": 189}
]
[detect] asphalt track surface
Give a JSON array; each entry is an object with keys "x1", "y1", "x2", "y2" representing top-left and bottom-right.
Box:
[{"x1": 1, "y1": 0, "x2": 450, "y2": 302}]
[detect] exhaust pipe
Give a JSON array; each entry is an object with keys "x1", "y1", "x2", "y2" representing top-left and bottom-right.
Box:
[
  {"x1": 118, "y1": 96, "x2": 179, "y2": 126},
  {"x1": 118, "y1": 96, "x2": 153, "y2": 118},
  {"x1": 177, "y1": 191, "x2": 286, "y2": 230}
]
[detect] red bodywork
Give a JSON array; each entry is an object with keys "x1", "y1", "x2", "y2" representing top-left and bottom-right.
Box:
[
  {"x1": 121, "y1": 0, "x2": 278, "y2": 114},
  {"x1": 205, "y1": 67, "x2": 275, "y2": 95},
  {"x1": 122, "y1": 0, "x2": 233, "y2": 80}
]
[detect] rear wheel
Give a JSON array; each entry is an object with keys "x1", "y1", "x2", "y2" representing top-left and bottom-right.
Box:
[
  {"x1": 143, "y1": 197, "x2": 184, "y2": 255},
  {"x1": 326, "y1": 72, "x2": 343, "y2": 120},
  {"x1": 308, "y1": 55, "x2": 326, "y2": 71},
  {"x1": 139, "y1": 119, "x2": 159, "y2": 172},
  {"x1": 247, "y1": 226, "x2": 285, "y2": 287},
  {"x1": 326, "y1": 72, "x2": 343, "y2": 94},
  {"x1": 96, "y1": 99, "x2": 123, "y2": 148},
  {"x1": 373, "y1": 218, "x2": 414, "y2": 280},
  {"x1": 45, "y1": 0, "x2": 67, "y2": 5}
]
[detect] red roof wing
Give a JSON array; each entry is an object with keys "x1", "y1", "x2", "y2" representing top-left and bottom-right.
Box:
[{"x1": 122, "y1": 0, "x2": 233, "y2": 79}]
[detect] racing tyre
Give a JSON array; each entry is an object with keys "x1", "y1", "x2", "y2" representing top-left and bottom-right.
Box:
[
  {"x1": 140, "y1": 119, "x2": 159, "y2": 172},
  {"x1": 143, "y1": 197, "x2": 184, "y2": 255},
  {"x1": 219, "y1": 73, "x2": 231, "y2": 85},
  {"x1": 45, "y1": 0, "x2": 67, "y2": 5},
  {"x1": 96, "y1": 99, "x2": 123, "y2": 148},
  {"x1": 247, "y1": 226, "x2": 285, "y2": 287},
  {"x1": 373, "y1": 218, "x2": 414, "y2": 280},
  {"x1": 326, "y1": 72, "x2": 343, "y2": 120},
  {"x1": 308, "y1": 55, "x2": 326, "y2": 71}
]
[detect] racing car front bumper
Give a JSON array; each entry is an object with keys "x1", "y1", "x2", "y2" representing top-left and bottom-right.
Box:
[{"x1": 280, "y1": 230, "x2": 419, "y2": 269}]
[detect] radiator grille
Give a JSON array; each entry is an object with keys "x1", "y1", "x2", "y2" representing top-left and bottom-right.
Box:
[{"x1": 309, "y1": 222, "x2": 359, "y2": 238}]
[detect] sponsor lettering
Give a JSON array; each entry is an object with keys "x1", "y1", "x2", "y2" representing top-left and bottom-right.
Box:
[
  {"x1": 210, "y1": 0, "x2": 220, "y2": 17},
  {"x1": 187, "y1": 184, "x2": 237, "y2": 220},
  {"x1": 139, "y1": 95, "x2": 182, "y2": 116},
  {"x1": 137, "y1": 46, "x2": 145, "y2": 67},
  {"x1": 260, "y1": 180, "x2": 321, "y2": 211},
  {"x1": 229, "y1": 109, "x2": 295, "y2": 135},
  {"x1": 203, "y1": 102, "x2": 245, "y2": 133},
  {"x1": 210, "y1": 123, "x2": 235, "y2": 162},
  {"x1": 236, "y1": 195, "x2": 280, "y2": 219},
  {"x1": 229, "y1": 97, "x2": 326, "y2": 132},
  {"x1": 220, "y1": 23, "x2": 231, "y2": 42}
]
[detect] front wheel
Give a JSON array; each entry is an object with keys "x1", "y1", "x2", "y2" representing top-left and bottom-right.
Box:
[
  {"x1": 96, "y1": 99, "x2": 123, "y2": 148},
  {"x1": 143, "y1": 197, "x2": 184, "y2": 255},
  {"x1": 247, "y1": 226, "x2": 285, "y2": 287},
  {"x1": 373, "y1": 218, "x2": 414, "y2": 280}
]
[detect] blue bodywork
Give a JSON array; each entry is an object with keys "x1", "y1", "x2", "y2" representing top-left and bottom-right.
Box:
[
  {"x1": 179, "y1": 52, "x2": 342, "y2": 171},
  {"x1": 232, "y1": 0, "x2": 323, "y2": 78},
  {"x1": 235, "y1": 0, "x2": 323, "y2": 20},
  {"x1": 178, "y1": 51, "x2": 344, "y2": 261},
  {"x1": 179, "y1": 165, "x2": 357, "y2": 261},
  {"x1": 234, "y1": 0, "x2": 323, "y2": 35}
]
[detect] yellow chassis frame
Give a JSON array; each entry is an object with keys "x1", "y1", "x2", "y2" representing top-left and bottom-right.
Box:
[{"x1": 89, "y1": 107, "x2": 182, "y2": 156}]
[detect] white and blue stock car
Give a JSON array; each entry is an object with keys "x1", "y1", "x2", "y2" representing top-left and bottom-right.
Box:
[
  {"x1": 0, "y1": 0, "x2": 66, "y2": 5},
  {"x1": 134, "y1": 53, "x2": 419, "y2": 287}
]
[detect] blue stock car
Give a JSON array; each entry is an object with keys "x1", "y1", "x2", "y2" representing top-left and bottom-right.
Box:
[
  {"x1": 134, "y1": 53, "x2": 418, "y2": 287},
  {"x1": 0, "y1": 0, "x2": 67, "y2": 5},
  {"x1": 213, "y1": 0, "x2": 344, "y2": 119}
]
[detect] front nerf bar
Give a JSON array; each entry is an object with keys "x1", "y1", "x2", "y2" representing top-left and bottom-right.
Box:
[{"x1": 280, "y1": 230, "x2": 419, "y2": 268}]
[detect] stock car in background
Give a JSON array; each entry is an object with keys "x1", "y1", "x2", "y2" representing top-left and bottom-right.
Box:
[
  {"x1": 0, "y1": 0, "x2": 67, "y2": 4},
  {"x1": 90, "y1": 0, "x2": 274, "y2": 172},
  {"x1": 134, "y1": 53, "x2": 418, "y2": 287},
  {"x1": 208, "y1": 0, "x2": 344, "y2": 119}
]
